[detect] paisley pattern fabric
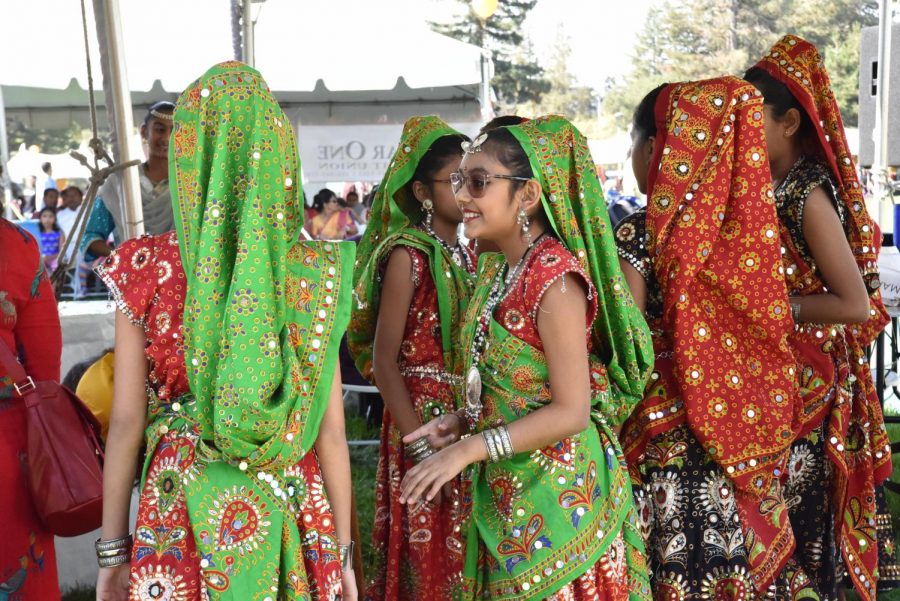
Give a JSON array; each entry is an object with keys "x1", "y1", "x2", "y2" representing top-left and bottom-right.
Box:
[
  {"x1": 773, "y1": 157, "x2": 891, "y2": 601},
  {"x1": 459, "y1": 238, "x2": 650, "y2": 600},
  {"x1": 96, "y1": 234, "x2": 349, "y2": 600},
  {"x1": 617, "y1": 213, "x2": 831, "y2": 600},
  {"x1": 364, "y1": 245, "x2": 471, "y2": 601},
  {"x1": 753, "y1": 36, "x2": 893, "y2": 600},
  {"x1": 621, "y1": 77, "x2": 802, "y2": 593},
  {"x1": 348, "y1": 116, "x2": 474, "y2": 600}
]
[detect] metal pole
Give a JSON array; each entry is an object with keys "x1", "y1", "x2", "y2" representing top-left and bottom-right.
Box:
[
  {"x1": 0, "y1": 87, "x2": 12, "y2": 220},
  {"x1": 242, "y1": 0, "x2": 255, "y2": 67},
  {"x1": 874, "y1": 0, "x2": 894, "y2": 225},
  {"x1": 99, "y1": 0, "x2": 144, "y2": 239}
]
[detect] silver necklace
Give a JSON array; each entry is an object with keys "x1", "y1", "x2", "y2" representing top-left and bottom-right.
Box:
[
  {"x1": 464, "y1": 233, "x2": 545, "y2": 423},
  {"x1": 422, "y1": 223, "x2": 473, "y2": 272}
]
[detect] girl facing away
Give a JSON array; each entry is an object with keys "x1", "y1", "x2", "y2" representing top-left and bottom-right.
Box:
[
  {"x1": 399, "y1": 116, "x2": 654, "y2": 600},
  {"x1": 349, "y1": 116, "x2": 474, "y2": 600},
  {"x1": 94, "y1": 62, "x2": 357, "y2": 601},
  {"x1": 745, "y1": 35, "x2": 895, "y2": 600}
]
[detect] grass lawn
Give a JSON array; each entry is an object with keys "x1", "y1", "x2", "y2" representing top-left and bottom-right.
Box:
[{"x1": 59, "y1": 413, "x2": 900, "y2": 601}]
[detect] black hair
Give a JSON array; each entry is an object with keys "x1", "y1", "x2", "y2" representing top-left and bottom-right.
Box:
[
  {"x1": 479, "y1": 115, "x2": 527, "y2": 135},
  {"x1": 405, "y1": 133, "x2": 468, "y2": 203},
  {"x1": 62, "y1": 185, "x2": 83, "y2": 198},
  {"x1": 632, "y1": 83, "x2": 668, "y2": 144},
  {"x1": 743, "y1": 67, "x2": 815, "y2": 143},
  {"x1": 313, "y1": 188, "x2": 336, "y2": 212},
  {"x1": 143, "y1": 100, "x2": 176, "y2": 127},
  {"x1": 39, "y1": 207, "x2": 60, "y2": 232},
  {"x1": 483, "y1": 128, "x2": 533, "y2": 197},
  {"x1": 41, "y1": 162, "x2": 52, "y2": 174},
  {"x1": 43, "y1": 187, "x2": 59, "y2": 199}
]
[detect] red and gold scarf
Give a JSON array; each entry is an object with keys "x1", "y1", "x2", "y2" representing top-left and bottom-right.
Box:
[
  {"x1": 754, "y1": 36, "x2": 893, "y2": 601},
  {"x1": 643, "y1": 76, "x2": 802, "y2": 590}
]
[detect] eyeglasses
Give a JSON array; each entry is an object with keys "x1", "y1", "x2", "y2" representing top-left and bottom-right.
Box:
[{"x1": 449, "y1": 172, "x2": 531, "y2": 198}]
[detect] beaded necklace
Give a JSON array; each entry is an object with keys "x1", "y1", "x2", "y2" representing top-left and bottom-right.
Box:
[
  {"x1": 419, "y1": 223, "x2": 474, "y2": 273},
  {"x1": 464, "y1": 232, "x2": 545, "y2": 424}
]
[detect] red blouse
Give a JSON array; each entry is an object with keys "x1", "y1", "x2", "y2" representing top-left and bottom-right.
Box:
[{"x1": 95, "y1": 231, "x2": 189, "y2": 400}]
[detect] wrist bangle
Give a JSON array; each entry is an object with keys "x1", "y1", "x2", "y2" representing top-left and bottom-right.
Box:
[
  {"x1": 790, "y1": 301, "x2": 801, "y2": 323},
  {"x1": 339, "y1": 541, "x2": 355, "y2": 571},
  {"x1": 95, "y1": 534, "x2": 133, "y2": 567}
]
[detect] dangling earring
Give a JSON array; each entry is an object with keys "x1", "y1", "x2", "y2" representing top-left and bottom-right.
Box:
[
  {"x1": 422, "y1": 199, "x2": 434, "y2": 230},
  {"x1": 518, "y1": 208, "x2": 532, "y2": 246}
]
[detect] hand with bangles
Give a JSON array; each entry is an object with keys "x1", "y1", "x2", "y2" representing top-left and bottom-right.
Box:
[{"x1": 399, "y1": 433, "x2": 483, "y2": 506}]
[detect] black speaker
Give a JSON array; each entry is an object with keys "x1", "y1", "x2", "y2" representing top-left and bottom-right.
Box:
[{"x1": 858, "y1": 24, "x2": 900, "y2": 167}]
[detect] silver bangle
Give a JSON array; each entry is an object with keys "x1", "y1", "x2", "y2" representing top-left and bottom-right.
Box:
[
  {"x1": 496, "y1": 425, "x2": 514, "y2": 459},
  {"x1": 339, "y1": 541, "x2": 355, "y2": 571},
  {"x1": 95, "y1": 534, "x2": 133, "y2": 567},
  {"x1": 790, "y1": 301, "x2": 801, "y2": 323},
  {"x1": 482, "y1": 429, "x2": 501, "y2": 463}
]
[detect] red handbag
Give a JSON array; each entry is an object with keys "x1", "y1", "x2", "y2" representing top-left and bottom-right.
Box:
[{"x1": 0, "y1": 341, "x2": 105, "y2": 537}]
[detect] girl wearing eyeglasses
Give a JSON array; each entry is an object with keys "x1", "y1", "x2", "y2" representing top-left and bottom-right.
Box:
[
  {"x1": 308, "y1": 188, "x2": 359, "y2": 240},
  {"x1": 399, "y1": 116, "x2": 653, "y2": 600},
  {"x1": 348, "y1": 116, "x2": 474, "y2": 601}
]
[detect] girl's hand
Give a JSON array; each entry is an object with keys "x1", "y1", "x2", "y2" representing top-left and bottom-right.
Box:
[
  {"x1": 400, "y1": 438, "x2": 472, "y2": 505},
  {"x1": 96, "y1": 564, "x2": 130, "y2": 601},
  {"x1": 403, "y1": 413, "x2": 462, "y2": 451},
  {"x1": 341, "y1": 568, "x2": 358, "y2": 601}
]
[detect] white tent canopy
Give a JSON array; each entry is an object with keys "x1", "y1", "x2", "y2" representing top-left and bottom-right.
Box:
[{"x1": 2, "y1": 0, "x2": 489, "y2": 184}]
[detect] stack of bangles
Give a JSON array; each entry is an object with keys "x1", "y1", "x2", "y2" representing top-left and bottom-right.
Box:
[
  {"x1": 482, "y1": 424, "x2": 514, "y2": 463},
  {"x1": 406, "y1": 435, "x2": 435, "y2": 463},
  {"x1": 95, "y1": 534, "x2": 133, "y2": 568}
]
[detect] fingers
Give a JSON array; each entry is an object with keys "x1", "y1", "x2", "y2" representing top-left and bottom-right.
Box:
[{"x1": 402, "y1": 423, "x2": 432, "y2": 444}]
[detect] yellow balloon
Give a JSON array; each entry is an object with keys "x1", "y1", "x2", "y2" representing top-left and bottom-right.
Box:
[{"x1": 472, "y1": 0, "x2": 498, "y2": 20}]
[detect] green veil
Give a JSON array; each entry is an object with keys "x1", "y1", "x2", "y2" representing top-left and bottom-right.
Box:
[
  {"x1": 505, "y1": 115, "x2": 653, "y2": 418},
  {"x1": 348, "y1": 116, "x2": 472, "y2": 379},
  {"x1": 171, "y1": 61, "x2": 352, "y2": 467}
]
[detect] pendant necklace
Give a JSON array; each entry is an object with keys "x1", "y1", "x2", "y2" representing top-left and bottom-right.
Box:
[{"x1": 464, "y1": 233, "x2": 545, "y2": 425}]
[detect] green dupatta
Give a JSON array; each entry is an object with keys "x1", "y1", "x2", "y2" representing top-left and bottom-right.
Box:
[
  {"x1": 508, "y1": 115, "x2": 653, "y2": 421},
  {"x1": 456, "y1": 115, "x2": 652, "y2": 599},
  {"x1": 168, "y1": 61, "x2": 353, "y2": 597},
  {"x1": 348, "y1": 116, "x2": 473, "y2": 380}
]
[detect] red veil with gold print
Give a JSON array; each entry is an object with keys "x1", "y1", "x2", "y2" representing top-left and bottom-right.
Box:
[{"x1": 623, "y1": 76, "x2": 802, "y2": 591}]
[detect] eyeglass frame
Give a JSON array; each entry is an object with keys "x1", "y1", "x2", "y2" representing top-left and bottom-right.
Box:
[{"x1": 448, "y1": 171, "x2": 533, "y2": 198}]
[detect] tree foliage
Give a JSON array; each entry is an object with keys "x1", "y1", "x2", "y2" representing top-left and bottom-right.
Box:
[
  {"x1": 604, "y1": 0, "x2": 878, "y2": 127},
  {"x1": 431, "y1": 0, "x2": 549, "y2": 110}
]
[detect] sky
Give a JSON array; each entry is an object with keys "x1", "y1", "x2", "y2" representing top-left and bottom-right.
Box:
[{"x1": 3, "y1": 0, "x2": 652, "y2": 93}]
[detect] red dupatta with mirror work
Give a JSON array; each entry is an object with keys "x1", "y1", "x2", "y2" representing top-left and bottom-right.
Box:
[
  {"x1": 754, "y1": 35, "x2": 893, "y2": 601},
  {"x1": 631, "y1": 76, "x2": 802, "y2": 592}
]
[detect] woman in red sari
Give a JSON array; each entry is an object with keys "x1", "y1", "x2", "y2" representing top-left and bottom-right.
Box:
[
  {"x1": 0, "y1": 217, "x2": 62, "y2": 600},
  {"x1": 746, "y1": 35, "x2": 895, "y2": 600}
]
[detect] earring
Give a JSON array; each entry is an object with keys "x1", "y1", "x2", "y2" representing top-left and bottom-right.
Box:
[
  {"x1": 518, "y1": 208, "x2": 532, "y2": 246},
  {"x1": 422, "y1": 199, "x2": 434, "y2": 230}
]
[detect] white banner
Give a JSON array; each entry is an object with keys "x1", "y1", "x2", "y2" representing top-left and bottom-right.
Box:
[{"x1": 297, "y1": 123, "x2": 479, "y2": 183}]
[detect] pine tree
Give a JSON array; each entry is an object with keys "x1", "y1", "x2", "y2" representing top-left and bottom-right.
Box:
[{"x1": 431, "y1": 0, "x2": 549, "y2": 110}]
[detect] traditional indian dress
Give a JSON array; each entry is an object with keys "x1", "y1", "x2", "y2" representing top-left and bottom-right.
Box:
[
  {"x1": 753, "y1": 36, "x2": 895, "y2": 601},
  {"x1": 349, "y1": 116, "x2": 474, "y2": 600},
  {"x1": 617, "y1": 77, "x2": 820, "y2": 600},
  {"x1": 95, "y1": 62, "x2": 353, "y2": 600},
  {"x1": 0, "y1": 218, "x2": 62, "y2": 601},
  {"x1": 457, "y1": 116, "x2": 654, "y2": 600}
]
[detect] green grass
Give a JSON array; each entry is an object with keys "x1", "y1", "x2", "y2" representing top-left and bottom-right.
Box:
[{"x1": 61, "y1": 584, "x2": 94, "y2": 601}]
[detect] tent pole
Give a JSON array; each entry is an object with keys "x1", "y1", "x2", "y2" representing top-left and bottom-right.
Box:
[
  {"x1": 97, "y1": 0, "x2": 144, "y2": 239},
  {"x1": 242, "y1": 0, "x2": 255, "y2": 67},
  {"x1": 0, "y1": 87, "x2": 11, "y2": 220},
  {"x1": 874, "y1": 0, "x2": 894, "y2": 226}
]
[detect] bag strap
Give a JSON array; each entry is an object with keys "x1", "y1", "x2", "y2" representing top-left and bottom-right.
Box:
[{"x1": 0, "y1": 338, "x2": 34, "y2": 396}]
